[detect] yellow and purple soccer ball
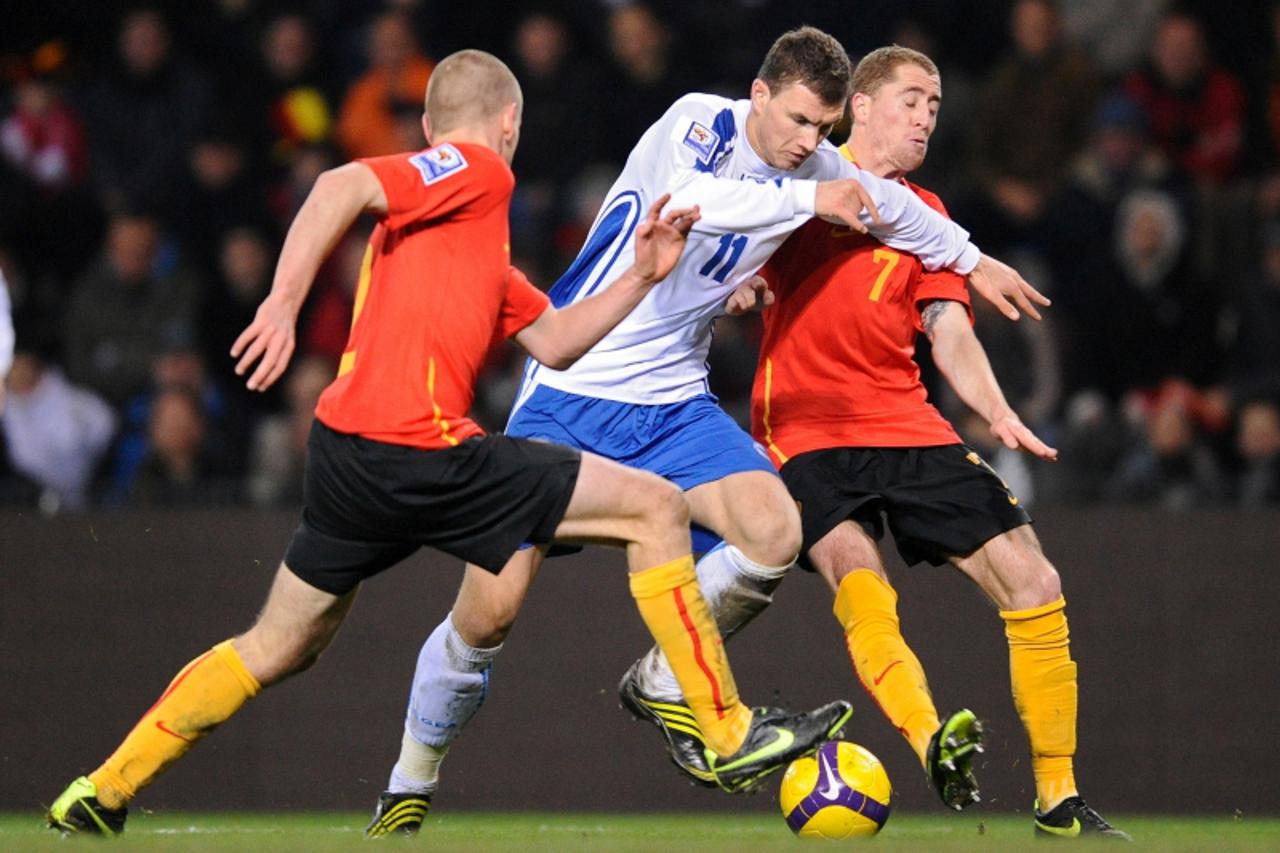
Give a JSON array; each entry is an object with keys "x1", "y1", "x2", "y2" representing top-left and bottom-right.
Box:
[{"x1": 779, "y1": 740, "x2": 892, "y2": 839}]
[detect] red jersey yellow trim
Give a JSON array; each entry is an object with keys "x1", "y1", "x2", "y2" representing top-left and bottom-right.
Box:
[
  {"x1": 761, "y1": 358, "x2": 788, "y2": 465},
  {"x1": 427, "y1": 357, "x2": 459, "y2": 446},
  {"x1": 337, "y1": 350, "x2": 356, "y2": 377},
  {"x1": 351, "y1": 241, "x2": 374, "y2": 328}
]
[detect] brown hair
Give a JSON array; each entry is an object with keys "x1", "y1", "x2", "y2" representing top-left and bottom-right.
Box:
[
  {"x1": 757, "y1": 26, "x2": 852, "y2": 106},
  {"x1": 851, "y1": 45, "x2": 939, "y2": 97},
  {"x1": 424, "y1": 49, "x2": 522, "y2": 135}
]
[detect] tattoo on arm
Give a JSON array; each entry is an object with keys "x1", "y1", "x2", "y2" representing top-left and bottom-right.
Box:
[{"x1": 921, "y1": 299, "x2": 958, "y2": 340}]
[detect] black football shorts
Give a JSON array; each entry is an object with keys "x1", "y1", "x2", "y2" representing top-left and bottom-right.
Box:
[
  {"x1": 780, "y1": 444, "x2": 1032, "y2": 568},
  {"x1": 284, "y1": 421, "x2": 581, "y2": 594}
]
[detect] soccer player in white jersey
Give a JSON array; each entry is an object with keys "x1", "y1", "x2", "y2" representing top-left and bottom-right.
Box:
[{"x1": 368, "y1": 27, "x2": 1049, "y2": 834}]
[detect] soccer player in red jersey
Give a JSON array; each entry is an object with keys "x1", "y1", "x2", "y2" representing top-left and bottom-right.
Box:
[
  {"x1": 721, "y1": 46, "x2": 1128, "y2": 839},
  {"x1": 45, "y1": 50, "x2": 849, "y2": 837}
]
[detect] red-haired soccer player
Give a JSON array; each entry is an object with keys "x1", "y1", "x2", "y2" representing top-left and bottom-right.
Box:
[
  {"x1": 45, "y1": 49, "x2": 849, "y2": 837},
  {"x1": 714, "y1": 46, "x2": 1127, "y2": 839}
]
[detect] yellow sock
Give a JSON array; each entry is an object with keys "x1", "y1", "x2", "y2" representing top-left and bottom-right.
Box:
[
  {"x1": 630, "y1": 555, "x2": 752, "y2": 757},
  {"x1": 1002, "y1": 596, "x2": 1078, "y2": 810},
  {"x1": 89, "y1": 640, "x2": 261, "y2": 809},
  {"x1": 834, "y1": 569, "x2": 938, "y2": 764}
]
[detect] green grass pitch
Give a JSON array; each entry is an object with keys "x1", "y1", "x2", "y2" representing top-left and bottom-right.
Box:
[{"x1": 4, "y1": 812, "x2": 1279, "y2": 850}]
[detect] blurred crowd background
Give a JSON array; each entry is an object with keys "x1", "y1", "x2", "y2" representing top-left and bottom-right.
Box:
[{"x1": 1, "y1": 0, "x2": 1278, "y2": 515}]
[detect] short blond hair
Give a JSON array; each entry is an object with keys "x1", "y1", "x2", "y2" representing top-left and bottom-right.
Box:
[
  {"x1": 425, "y1": 49, "x2": 522, "y2": 135},
  {"x1": 851, "y1": 45, "x2": 939, "y2": 97}
]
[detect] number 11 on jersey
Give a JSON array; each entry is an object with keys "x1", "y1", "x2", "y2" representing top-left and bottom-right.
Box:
[{"x1": 699, "y1": 233, "x2": 748, "y2": 283}]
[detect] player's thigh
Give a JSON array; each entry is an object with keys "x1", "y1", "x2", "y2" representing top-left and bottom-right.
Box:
[
  {"x1": 807, "y1": 520, "x2": 890, "y2": 595},
  {"x1": 451, "y1": 549, "x2": 546, "y2": 647},
  {"x1": 949, "y1": 523, "x2": 1060, "y2": 611},
  {"x1": 686, "y1": 469, "x2": 801, "y2": 566},
  {"x1": 553, "y1": 451, "x2": 689, "y2": 545},
  {"x1": 234, "y1": 562, "x2": 358, "y2": 686}
]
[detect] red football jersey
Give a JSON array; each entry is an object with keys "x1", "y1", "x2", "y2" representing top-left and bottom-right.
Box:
[
  {"x1": 315, "y1": 142, "x2": 549, "y2": 449},
  {"x1": 750, "y1": 165, "x2": 971, "y2": 465}
]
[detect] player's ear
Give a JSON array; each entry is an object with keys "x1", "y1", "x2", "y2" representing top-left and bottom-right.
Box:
[
  {"x1": 501, "y1": 101, "x2": 519, "y2": 136},
  {"x1": 851, "y1": 92, "x2": 871, "y2": 125},
  {"x1": 750, "y1": 79, "x2": 770, "y2": 109},
  {"x1": 421, "y1": 113, "x2": 432, "y2": 147}
]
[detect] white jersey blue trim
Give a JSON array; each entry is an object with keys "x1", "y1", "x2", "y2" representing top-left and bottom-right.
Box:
[{"x1": 513, "y1": 92, "x2": 978, "y2": 410}]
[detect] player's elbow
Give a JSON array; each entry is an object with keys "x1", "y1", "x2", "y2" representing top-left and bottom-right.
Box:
[
  {"x1": 529, "y1": 337, "x2": 581, "y2": 370},
  {"x1": 537, "y1": 349, "x2": 578, "y2": 371}
]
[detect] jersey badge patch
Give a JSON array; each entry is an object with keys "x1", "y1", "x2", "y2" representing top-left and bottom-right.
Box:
[
  {"x1": 682, "y1": 121, "x2": 721, "y2": 164},
  {"x1": 409, "y1": 144, "x2": 469, "y2": 185}
]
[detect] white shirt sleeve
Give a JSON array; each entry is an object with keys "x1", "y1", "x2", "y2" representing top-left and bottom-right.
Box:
[
  {"x1": 647, "y1": 97, "x2": 816, "y2": 234},
  {"x1": 0, "y1": 272, "x2": 14, "y2": 380},
  {"x1": 831, "y1": 157, "x2": 981, "y2": 274}
]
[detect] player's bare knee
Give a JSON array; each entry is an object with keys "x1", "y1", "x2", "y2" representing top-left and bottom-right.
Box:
[
  {"x1": 454, "y1": 600, "x2": 518, "y2": 647},
  {"x1": 735, "y1": 505, "x2": 801, "y2": 567},
  {"x1": 1010, "y1": 558, "x2": 1061, "y2": 610},
  {"x1": 642, "y1": 478, "x2": 691, "y2": 531},
  {"x1": 233, "y1": 630, "x2": 317, "y2": 687}
]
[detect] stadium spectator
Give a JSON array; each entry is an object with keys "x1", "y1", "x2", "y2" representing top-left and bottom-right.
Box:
[
  {"x1": 1235, "y1": 398, "x2": 1280, "y2": 506},
  {"x1": 965, "y1": 0, "x2": 1099, "y2": 248},
  {"x1": 64, "y1": 211, "x2": 200, "y2": 406},
  {"x1": 105, "y1": 344, "x2": 247, "y2": 504},
  {"x1": 1125, "y1": 12, "x2": 1246, "y2": 184},
  {"x1": 1, "y1": 44, "x2": 87, "y2": 193},
  {"x1": 1, "y1": 337, "x2": 116, "y2": 513},
  {"x1": 125, "y1": 384, "x2": 238, "y2": 507},
  {"x1": 1107, "y1": 378, "x2": 1230, "y2": 509},
  {"x1": 334, "y1": 11, "x2": 434, "y2": 159},
  {"x1": 79, "y1": 7, "x2": 213, "y2": 213}
]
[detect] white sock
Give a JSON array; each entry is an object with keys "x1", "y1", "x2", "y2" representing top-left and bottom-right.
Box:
[
  {"x1": 633, "y1": 543, "x2": 792, "y2": 701},
  {"x1": 394, "y1": 613, "x2": 502, "y2": 792}
]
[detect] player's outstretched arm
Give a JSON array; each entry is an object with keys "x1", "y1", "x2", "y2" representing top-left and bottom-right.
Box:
[
  {"x1": 514, "y1": 194, "x2": 699, "y2": 369},
  {"x1": 923, "y1": 299, "x2": 1058, "y2": 461},
  {"x1": 231, "y1": 162, "x2": 388, "y2": 391}
]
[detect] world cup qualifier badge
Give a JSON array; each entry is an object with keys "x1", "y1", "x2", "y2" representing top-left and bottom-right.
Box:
[
  {"x1": 682, "y1": 121, "x2": 721, "y2": 165},
  {"x1": 410, "y1": 144, "x2": 470, "y2": 185}
]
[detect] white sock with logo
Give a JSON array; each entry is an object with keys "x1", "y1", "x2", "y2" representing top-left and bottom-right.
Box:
[
  {"x1": 631, "y1": 543, "x2": 792, "y2": 702},
  {"x1": 390, "y1": 614, "x2": 502, "y2": 792}
]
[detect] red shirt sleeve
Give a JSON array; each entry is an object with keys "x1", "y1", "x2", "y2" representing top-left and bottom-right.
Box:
[
  {"x1": 498, "y1": 266, "x2": 551, "y2": 338},
  {"x1": 360, "y1": 144, "x2": 512, "y2": 232},
  {"x1": 906, "y1": 183, "x2": 973, "y2": 330}
]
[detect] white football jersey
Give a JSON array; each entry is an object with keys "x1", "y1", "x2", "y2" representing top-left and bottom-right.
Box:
[{"x1": 513, "y1": 93, "x2": 981, "y2": 409}]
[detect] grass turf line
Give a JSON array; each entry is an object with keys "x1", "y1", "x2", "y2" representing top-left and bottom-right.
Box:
[{"x1": 4, "y1": 812, "x2": 1279, "y2": 851}]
